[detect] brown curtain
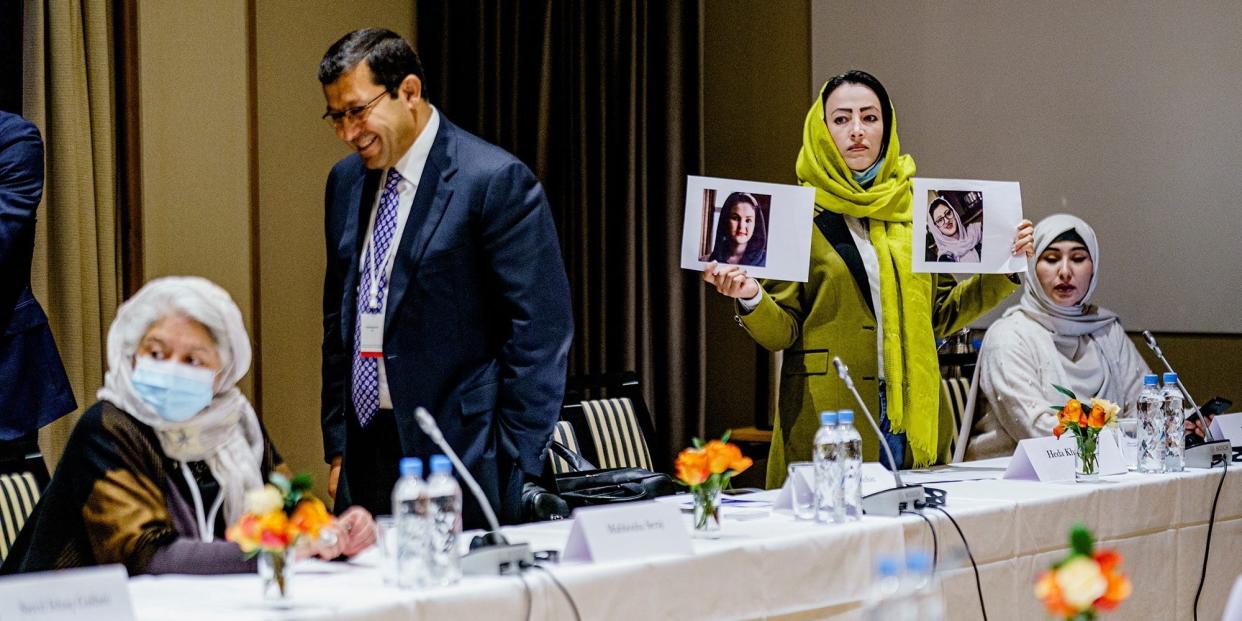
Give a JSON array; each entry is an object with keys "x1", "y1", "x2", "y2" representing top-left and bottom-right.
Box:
[
  {"x1": 23, "y1": 0, "x2": 121, "y2": 470},
  {"x1": 417, "y1": 1, "x2": 707, "y2": 465}
]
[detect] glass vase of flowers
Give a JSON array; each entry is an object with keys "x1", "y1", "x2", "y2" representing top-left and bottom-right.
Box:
[
  {"x1": 674, "y1": 431, "x2": 752, "y2": 538},
  {"x1": 1051, "y1": 386, "x2": 1119, "y2": 482},
  {"x1": 1035, "y1": 523, "x2": 1131, "y2": 620},
  {"x1": 225, "y1": 473, "x2": 334, "y2": 604}
]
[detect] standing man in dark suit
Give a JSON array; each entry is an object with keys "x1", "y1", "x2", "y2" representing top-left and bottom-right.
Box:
[
  {"x1": 317, "y1": 29, "x2": 572, "y2": 528},
  {"x1": 0, "y1": 111, "x2": 76, "y2": 465}
]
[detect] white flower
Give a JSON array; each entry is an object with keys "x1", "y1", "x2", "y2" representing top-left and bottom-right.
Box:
[
  {"x1": 1055, "y1": 556, "x2": 1107, "y2": 611},
  {"x1": 245, "y1": 485, "x2": 284, "y2": 514}
]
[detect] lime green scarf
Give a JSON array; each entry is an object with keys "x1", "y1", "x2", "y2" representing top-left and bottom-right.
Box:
[{"x1": 794, "y1": 82, "x2": 940, "y2": 466}]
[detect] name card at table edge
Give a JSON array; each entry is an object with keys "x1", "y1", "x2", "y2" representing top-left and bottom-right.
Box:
[
  {"x1": 1209, "y1": 412, "x2": 1242, "y2": 445},
  {"x1": 1004, "y1": 429, "x2": 1126, "y2": 482},
  {"x1": 563, "y1": 500, "x2": 692, "y2": 563},
  {"x1": 0, "y1": 564, "x2": 135, "y2": 621}
]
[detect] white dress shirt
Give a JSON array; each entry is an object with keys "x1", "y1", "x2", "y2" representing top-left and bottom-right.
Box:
[{"x1": 358, "y1": 105, "x2": 441, "y2": 409}]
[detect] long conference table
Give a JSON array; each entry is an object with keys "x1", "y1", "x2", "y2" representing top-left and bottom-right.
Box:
[{"x1": 128, "y1": 459, "x2": 1242, "y2": 620}]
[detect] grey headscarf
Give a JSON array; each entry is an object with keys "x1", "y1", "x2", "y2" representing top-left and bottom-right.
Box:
[
  {"x1": 1005, "y1": 213, "x2": 1119, "y2": 335},
  {"x1": 97, "y1": 276, "x2": 263, "y2": 525}
]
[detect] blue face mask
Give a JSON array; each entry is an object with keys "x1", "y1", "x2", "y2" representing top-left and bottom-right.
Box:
[{"x1": 131, "y1": 357, "x2": 216, "y2": 423}]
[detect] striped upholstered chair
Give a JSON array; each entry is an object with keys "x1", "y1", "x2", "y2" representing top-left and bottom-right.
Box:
[
  {"x1": 942, "y1": 376, "x2": 972, "y2": 461},
  {"x1": 0, "y1": 470, "x2": 41, "y2": 563},
  {"x1": 547, "y1": 420, "x2": 584, "y2": 475},
  {"x1": 559, "y1": 372, "x2": 663, "y2": 473}
]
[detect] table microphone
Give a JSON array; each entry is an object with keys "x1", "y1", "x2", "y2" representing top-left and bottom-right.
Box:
[
  {"x1": 414, "y1": 407, "x2": 533, "y2": 574},
  {"x1": 832, "y1": 357, "x2": 927, "y2": 516},
  {"x1": 1140, "y1": 332, "x2": 1231, "y2": 468}
]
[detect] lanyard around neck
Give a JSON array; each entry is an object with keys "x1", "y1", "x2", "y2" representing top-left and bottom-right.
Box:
[
  {"x1": 360, "y1": 185, "x2": 403, "y2": 311},
  {"x1": 180, "y1": 462, "x2": 225, "y2": 543}
]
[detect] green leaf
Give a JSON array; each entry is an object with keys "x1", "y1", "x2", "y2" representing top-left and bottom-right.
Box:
[
  {"x1": 290, "y1": 473, "x2": 314, "y2": 494},
  {"x1": 720, "y1": 429, "x2": 732, "y2": 444},
  {"x1": 1069, "y1": 522, "x2": 1094, "y2": 557},
  {"x1": 1048, "y1": 406, "x2": 1065, "y2": 413},
  {"x1": 691, "y1": 437, "x2": 704, "y2": 449},
  {"x1": 1052, "y1": 384, "x2": 1077, "y2": 401}
]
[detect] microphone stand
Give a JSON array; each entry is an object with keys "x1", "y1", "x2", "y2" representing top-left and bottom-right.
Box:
[
  {"x1": 832, "y1": 357, "x2": 928, "y2": 516},
  {"x1": 415, "y1": 407, "x2": 533, "y2": 575},
  {"x1": 1141, "y1": 332, "x2": 1231, "y2": 469}
]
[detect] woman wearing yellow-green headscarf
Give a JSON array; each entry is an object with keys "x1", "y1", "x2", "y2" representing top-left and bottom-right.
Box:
[{"x1": 706, "y1": 70, "x2": 1034, "y2": 486}]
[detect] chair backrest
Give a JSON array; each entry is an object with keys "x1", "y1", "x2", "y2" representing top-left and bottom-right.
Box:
[
  {"x1": 0, "y1": 471, "x2": 41, "y2": 563},
  {"x1": 548, "y1": 420, "x2": 582, "y2": 475},
  {"x1": 575, "y1": 397, "x2": 655, "y2": 471},
  {"x1": 942, "y1": 376, "x2": 972, "y2": 458}
]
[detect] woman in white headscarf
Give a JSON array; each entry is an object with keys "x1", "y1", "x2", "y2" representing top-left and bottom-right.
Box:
[
  {"x1": 963, "y1": 215, "x2": 1150, "y2": 459},
  {"x1": 2, "y1": 277, "x2": 375, "y2": 575},
  {"x1": 926, "y1": 195, "x2": 983, "y2": 262}
]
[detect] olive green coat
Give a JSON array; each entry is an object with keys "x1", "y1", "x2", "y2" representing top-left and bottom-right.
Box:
[{"x1": 740, "y1": 215, "x2": 1018, "y2": 488}]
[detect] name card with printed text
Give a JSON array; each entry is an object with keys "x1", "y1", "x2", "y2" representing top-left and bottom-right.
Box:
[
  {"x1": 0, "y1": 565, "x2": 135, "y2": 621},
  {"x1": 562, "y1": 501, "x2": 692, "y2": 563},
  {"x1": 1209, "y1": 413, "x2": 1242, "y2": 445},
  {"x1": 860, "y1": 463, "x2": 898, "y2": 496},
  {"x1": 774, "y1": 462, "x2": 814, "y2": 510},
  {"x1": 1004, "y1": 429, "x2": 1127, "y2": 482}
]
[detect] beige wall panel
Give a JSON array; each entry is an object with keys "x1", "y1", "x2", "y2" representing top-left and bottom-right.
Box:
[
  {"x1": 254, "y1": 3, "x2": 413, "y2": 502},
  {"x1": 137, "y1": 0, "x2": 253, "y2": 394},
  {"x1": 702, "y1": 0, "x2": 810, "y2": 486}
]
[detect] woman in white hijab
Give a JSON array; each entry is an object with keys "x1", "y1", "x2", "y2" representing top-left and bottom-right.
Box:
[
  {"x1": 927, "y1": 195, "x2": 983, "y2": 262},
  {"x1": 962, "y1": 215, "x2": 1150, "y2": 459},
  {"x1": 2, "y1": 277, "x2": 374, "y2": 575}
]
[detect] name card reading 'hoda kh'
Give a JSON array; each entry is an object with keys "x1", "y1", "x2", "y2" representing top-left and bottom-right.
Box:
[{"x1": 1003, "y1": 430, "x2": 1126, "y2": 482}]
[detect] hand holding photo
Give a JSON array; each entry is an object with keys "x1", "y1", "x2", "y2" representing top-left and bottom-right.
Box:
[
  {"x1": 912, "y1": 178, "x2": 1025, "y2": 274},
  {"x1": 680, "y1": 176, "x2": 814, "y2": 282}
]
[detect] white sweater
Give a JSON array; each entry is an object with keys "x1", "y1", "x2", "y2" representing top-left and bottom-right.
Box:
[{"x1": 966, "y1": 311, "x2": 1150, "y2": 460}]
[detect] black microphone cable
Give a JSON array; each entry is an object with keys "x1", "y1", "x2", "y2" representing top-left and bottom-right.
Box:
[
  {"x1": 524, "y1": 562, "x2": 582, "y2": 621},
  {"x1": 1193, "y1": 457, "x2": 1229, "y2": 621},
  {"x1": 929, "y1": 505, "x2": 987, "y2": 621},
  {"x1": 901, "y1": 509, "x2": 939, "y2": 572}
]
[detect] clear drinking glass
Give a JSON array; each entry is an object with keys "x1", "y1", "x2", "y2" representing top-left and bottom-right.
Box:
[
  {"x1": 375, "y1": 516, "x2": 397, "y2": 586},
  {"x1": 1116, "y1": 419, "x2": 1139, "y2": 470},
  {"x1": 787, "y1": 462, "x2": 816, "y2": 520}
]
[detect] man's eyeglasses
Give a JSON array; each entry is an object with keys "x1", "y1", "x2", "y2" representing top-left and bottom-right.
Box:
[{"x1": 322, "y1": 90, "x2": 388, "y2": 128}]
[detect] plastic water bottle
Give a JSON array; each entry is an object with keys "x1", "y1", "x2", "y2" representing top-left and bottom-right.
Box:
[
  {"x1": 861, "y1": 556, "x2": 911, "y2": 620},
  {"x1": 837, "y1": 410, "x2": 863, "y2": 521},
  {"x1": 1162, "y1": 373, "x2": 1185, "y2": 473},
  {"x1": 1136, "y1": 374, "x2": 1165, "y2": 474},
  {"x1": 813, "y1": 411, "x2": 842, "y2": 524},
  {"x1": 424, "y1": 455, "x2": 463, "y2": 586},
  {"x1": 905, "y1": 551, "x2": 945, "y2": 621},
  {"x1": 392, "y1": 457, "x2": 426, "y2": 589}
]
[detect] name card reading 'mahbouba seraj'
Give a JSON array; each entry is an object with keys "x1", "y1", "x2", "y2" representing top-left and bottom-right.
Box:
[
  {"x1": 0, "y1": 565, "x2": 135, "y2": 621},
  {"x1": 1004, "y1": 431, "x2": 1127, "y2": 482},
  {"x1": 562, "y1": 501, "x2": 692, "y2": 563}
]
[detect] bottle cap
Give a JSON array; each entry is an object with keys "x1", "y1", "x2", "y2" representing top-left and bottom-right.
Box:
[
  {"x1": 430, "y1": 455, "x2": 452, "y2": 475},
  {"x1": 820, "y1": 411, "x2": 838, "y2": 426},
  {"x1": 906, "y1": 551, "x2": 932, "y2": 574},
  {"x1": 876, "y1": 556, "x2": 900, "y2": 577},
  {"x1": 399, "y1": 457, "x2": 423, "y2": 478},
  {"x1": 1143, "y1": 374, "x2": 1159, "y2": 386},
  {"x1": 1162, "y1": 372, "x2": 1178, "y2": 384},
  {"x1": 837, "y1": 410, "x2": 855, "y2": 424}
]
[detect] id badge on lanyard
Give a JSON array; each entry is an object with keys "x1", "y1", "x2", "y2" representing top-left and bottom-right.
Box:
[{"x1": 360, "y1": 224, "x2": 395, "y2": 359}]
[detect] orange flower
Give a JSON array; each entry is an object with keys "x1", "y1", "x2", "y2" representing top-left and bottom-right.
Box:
[
  {"x1": 289, "y1": 497, "x2": 333, "y2": 539},
  {"x1": 1087, "y1": 403, "x2": 1107, "y2": 429},
  {"x1": 1053, "y1": 423, "x2": 1066, "y2": 439},
  {"x1": 226, "y1": 513, "x2": 262, "y2": 553},
  {"x1": 1093, "y1": 550, "x2": 1132, "y2": 610},
  {"x1": 675, "y1": 448, "x2": 710, "y2": 486},
  {"x1": 1059, "y1": 400, "x2": 1083, "y2": 426},
  {"x1": 1034, "y1": 570, "x2": 1076, "y2": 618},
  {"x1": 703, "y1": 440, "x2": 734, "y2": 474}
]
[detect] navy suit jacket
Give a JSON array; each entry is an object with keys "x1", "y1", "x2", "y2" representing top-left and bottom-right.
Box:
[
  {"x1": 321, "y1": 115, "x2": 572, "y2": 525},
  {"x1": 0, "y1": 112, "x2": 76, "y2": 440}
]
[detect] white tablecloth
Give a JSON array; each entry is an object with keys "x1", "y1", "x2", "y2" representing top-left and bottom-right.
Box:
[{"x1": 127, "y1": 462, "x2": 1242, "y2": 621}]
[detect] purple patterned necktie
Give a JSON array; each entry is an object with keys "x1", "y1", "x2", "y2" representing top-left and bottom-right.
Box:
[{"x1": 352, "y1": 168, "x2": 402, "y2": 427}]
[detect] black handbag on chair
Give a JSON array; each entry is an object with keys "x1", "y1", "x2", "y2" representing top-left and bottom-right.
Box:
[{"x1": 549, "y1": 441, "x2": 677, "y2": 508}]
